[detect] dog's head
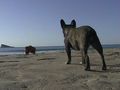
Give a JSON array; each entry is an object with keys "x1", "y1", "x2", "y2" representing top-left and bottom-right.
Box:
[{"x1": 60, "y1": 19, "x2": 76, "y2": 37}]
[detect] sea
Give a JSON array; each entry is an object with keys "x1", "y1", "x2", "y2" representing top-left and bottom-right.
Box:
[{"x1": 0, "y1": 44, "x2": 120, "y2": 55}]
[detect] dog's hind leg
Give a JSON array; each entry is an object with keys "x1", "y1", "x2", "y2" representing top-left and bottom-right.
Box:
[{"x1": 91, "y1": 40, "x2": 107, "y2": 70}]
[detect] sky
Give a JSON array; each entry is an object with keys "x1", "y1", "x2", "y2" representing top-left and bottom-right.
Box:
[{"x1": 0, "y1": 0, "x2": 120, "y2": 47}]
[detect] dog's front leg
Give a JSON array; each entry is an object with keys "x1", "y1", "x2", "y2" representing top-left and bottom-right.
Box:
[{"x1": 65, "y1": 42, "x2": 71, "y2": 64}]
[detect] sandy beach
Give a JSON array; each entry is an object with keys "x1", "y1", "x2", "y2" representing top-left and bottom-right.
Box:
[{"x1": 0, "y1": 48, "x2": 120, "y2": 90}]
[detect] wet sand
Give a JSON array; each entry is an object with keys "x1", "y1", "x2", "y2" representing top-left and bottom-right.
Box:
[{"x1": 0, "y1": 48, "x2": 120, "y2": 90}]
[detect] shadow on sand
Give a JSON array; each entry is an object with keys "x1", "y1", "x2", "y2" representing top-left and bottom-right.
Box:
[
  {"x1": 37, "y1": 58, "x2": 56, "y2": 61},
  {"x1": 0, "y1": 61, "x2": 19, "y2": 63},
  {"x1": 91, "y1": 64, "x2": 120, "y2": 73},
  {"x1": 70, "y1": 63, "x2": 120, "y2": 73}
]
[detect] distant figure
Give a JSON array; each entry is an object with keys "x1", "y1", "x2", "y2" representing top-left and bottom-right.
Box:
[
  {"x1": 25, "y1": 46, "x2": 36, "y2": 55},
  {"x1": 60, "y1": 19, "x2": 107, "y2": 71}
]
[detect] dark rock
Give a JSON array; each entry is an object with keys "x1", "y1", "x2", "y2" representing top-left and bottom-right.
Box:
[{"x1": 1, "y1": 44, "x2": 14, "y2": 48}]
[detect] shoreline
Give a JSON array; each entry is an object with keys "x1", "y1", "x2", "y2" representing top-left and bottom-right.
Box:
[
  {"x1": 0, "y1": 47, "x2": 120, "y2": 55},
  {"x1": 0, "y1": 44, "x2": 120, "y2": 55}
]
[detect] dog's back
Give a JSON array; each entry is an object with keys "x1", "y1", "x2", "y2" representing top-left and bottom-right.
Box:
[{"x1": 67, "y1": 25, "x2": 99, "y2": 50}]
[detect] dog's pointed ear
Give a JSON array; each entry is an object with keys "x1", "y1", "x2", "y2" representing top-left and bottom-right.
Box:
[
  {"x1": 71, "y1": 19, "x2": 76, "y2": 27},
  {"x1": 60, "y1": 19, "x2": 66, "y2": 29}
]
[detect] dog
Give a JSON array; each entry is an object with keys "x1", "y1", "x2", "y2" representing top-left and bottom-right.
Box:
[
  {"x1": 25, "y1": 45, "x2": 36, "y2": 55},
  {"x1": 60, "y1": 19, "x2": 107, "y2": 71}
]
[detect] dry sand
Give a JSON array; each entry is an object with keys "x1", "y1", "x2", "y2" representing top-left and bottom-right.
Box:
[{"x1": 0, "y1": 48, "x2": 120, "y2": 90}]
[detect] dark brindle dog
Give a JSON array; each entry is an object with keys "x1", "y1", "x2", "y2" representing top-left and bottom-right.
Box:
[
  {"x1": 25, "y1": 46, "x2": 36, "y2": 55},
  {"x1": 60, "y1": 19, "x2": 107, "y2": 71}
]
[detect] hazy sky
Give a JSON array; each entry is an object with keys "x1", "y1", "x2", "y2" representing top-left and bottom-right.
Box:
[{"x1": 0, "y1": 0, "x2": 120, "y2": 47}]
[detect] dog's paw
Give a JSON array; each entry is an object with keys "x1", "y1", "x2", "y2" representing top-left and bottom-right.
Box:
[
  {"x1": 102, "y1": 67, "x2": 107, "y2": 70},
  {"x1": 79, "y1": 62, "x2": 83, "y2": 65},
  {"x1": 80, "y1": 62, "x2": 86, "y2": 65},
  {"x1": 85, "y1": 68, "x2": 90, "y2": 71},
  {"x1": 65, "y1": 62, "x2": 71, "y2": 64}
]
